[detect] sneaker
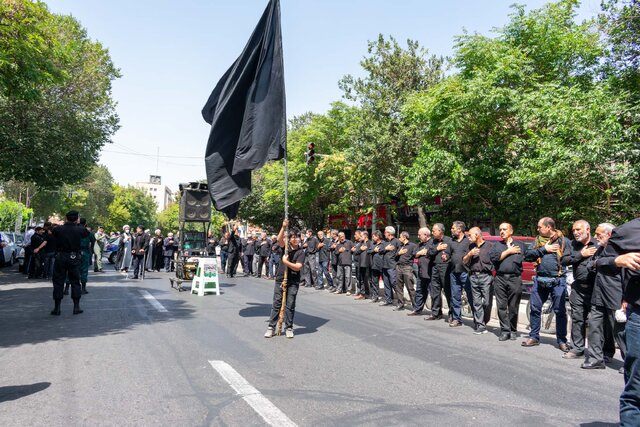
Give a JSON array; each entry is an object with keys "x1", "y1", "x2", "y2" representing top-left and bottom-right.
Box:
[
  {"x1": 264, "y1": 328, "x2": 274, "y2": 338},
  {"x1": 285, "y1": 328, "x2": 294, "y2": 339}
]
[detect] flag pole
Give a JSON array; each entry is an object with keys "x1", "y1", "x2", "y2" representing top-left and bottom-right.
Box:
[{"x1": 276, "y1": 143, "x2": 289, "y2": 335}]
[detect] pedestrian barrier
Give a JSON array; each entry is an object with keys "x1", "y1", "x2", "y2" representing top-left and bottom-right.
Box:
[{"x1": 190, "y1": 257, "x2": 220, "y2": 296}]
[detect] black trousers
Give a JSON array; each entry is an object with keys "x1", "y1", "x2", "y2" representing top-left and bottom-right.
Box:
[
  {"x1": 430, "y1": 263, "x2": 451, "y2": 317},
  {"x1": 358, "y1": 265, "x2": 371, "y2": 296},
  {"x1": 257, "y1": 256, "x2": 268, "y2": 277},
  {"x1": 227, "y1": 254, "x2": 239, "y2": 277},
  {"x1": 587, "y1": 304, "x2": 626, "y2": 364},
  {"x1": 569, "y1": 283, "x2": 593, "y2": 354},
  {"x1": 131, "y1": 254, "x2": 144, "y2": 278},
  {"x1": 370, "y1": 269, "x2": 381, "y2": 300},
  {"x1": 494, "y1": 274, "x2": 522, "y2": 333},
  {"x1": 52, "y1": 252, "x2": 81, "y2": 300},
  {"x1": 415, "y1": 277, "x2": 430, "y2": 312},
  {"x1": 268, "y1": 282, "x2": 299, "y2": 329},
  {"x1": 243, "y1": 255, "x2": 254, "y2": 274},
  {"x1": 24, "y1": 246, "x2": 33, "y2": 275}
]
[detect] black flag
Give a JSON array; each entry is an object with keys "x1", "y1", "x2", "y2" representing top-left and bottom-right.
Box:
[{"x1": 202, "y1": 0, "x2": 286, "y2": 219}]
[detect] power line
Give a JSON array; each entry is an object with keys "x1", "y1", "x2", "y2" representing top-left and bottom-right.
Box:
[{"x1": 103, "y1": 149, "x2": 203, "y2": 159}]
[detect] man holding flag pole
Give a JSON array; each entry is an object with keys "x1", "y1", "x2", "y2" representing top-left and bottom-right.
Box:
[{"x1": 201, "y1": 0, "x2": 293, "y2": 335}]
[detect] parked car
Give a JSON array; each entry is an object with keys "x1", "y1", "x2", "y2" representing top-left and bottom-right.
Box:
[
  {"x1": 0, "y1": 231, "x2": 20, "y2": 267},
  {"x1": 105, "y1": 236, "x2": 120, "y2": 264}
]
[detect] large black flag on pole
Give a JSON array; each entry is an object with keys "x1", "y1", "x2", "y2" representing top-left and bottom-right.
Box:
[{"x1": 202, "y1": 0, "x2": 286, "y2": 219}]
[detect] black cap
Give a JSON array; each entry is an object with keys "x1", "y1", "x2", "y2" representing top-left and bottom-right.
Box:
[
  {"x1": 79, "y1": 217, "x2": 87, "y2": 225},
  {"x1": 66, "y1": 211, "x2": 79, "y2": 221}
]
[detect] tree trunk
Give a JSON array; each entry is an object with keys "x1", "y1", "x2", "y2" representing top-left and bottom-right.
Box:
[{"x1": 417, "y1": 206, "x2": 428, "y2": 229}]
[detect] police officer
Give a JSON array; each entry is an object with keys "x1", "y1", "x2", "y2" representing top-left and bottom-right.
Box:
[{"x1": 51, "y1": 210, "x2": 90, "y2": 315}]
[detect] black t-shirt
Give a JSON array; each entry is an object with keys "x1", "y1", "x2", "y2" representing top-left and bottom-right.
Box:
[
  {"x1": 275, "y1": 246, "x2": 305, "y2": 284},
  {"x1": 31, "y1": 233, "x2": 45, "y2": 251},
  {"x1": 396, "y1": 241, "x2": 417, "y2": 266},
  {"x1": 467, "y1": 241, "x2": 494, "y2": 273},
  {"x1": 337, "y1": 239, "x2": 353, "y2": 266},
  {"x1": 318, "y1": 237, "x2": 331, "y2": 262},
  {"x1": 382, "y1": 238, "x2": 400, "y2": 269},
  {"x1": 52, "y1": 222, "x2": 90, "y2": 252},
  {"x1": 305, "y1": 236, "x2": 319, "y2": 254},
  {"x1": 447, "y1": 236, "x2": 470, "y2": 273},
  {"x1": 416, "y1": 240, "x2": 433, "y2": 279}
]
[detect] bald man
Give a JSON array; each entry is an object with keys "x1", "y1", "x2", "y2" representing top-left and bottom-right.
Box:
[
  {"x1": 490, "y1": 223, "x2": 527, "y2": 341},
  {"x1": 463, "y1": 227, "x2": 495, "y2": 334},
  {"x1": 563, "y1": 220, "x2": 598, "y2": 359}
]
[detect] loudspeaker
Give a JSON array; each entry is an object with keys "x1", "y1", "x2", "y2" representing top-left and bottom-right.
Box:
[{"x1": 179, "y1": 183, "x2": 211, "y2": 222}]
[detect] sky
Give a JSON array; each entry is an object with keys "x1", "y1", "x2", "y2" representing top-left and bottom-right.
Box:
[{"x1": 45, "y1": 0, "x2": 601, "y2": 193}]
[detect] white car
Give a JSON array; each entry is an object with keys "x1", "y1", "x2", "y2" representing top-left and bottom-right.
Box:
[{"x1": 0, "y1": 231, "x2": 19, "y2": 267}]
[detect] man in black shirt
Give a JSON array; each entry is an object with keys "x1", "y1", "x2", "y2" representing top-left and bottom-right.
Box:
[
  {"x1": 30, "y1": 227, "x2": 47, "y2": 279},
  {"x1": 334, "y1": 232, "x2": 353, "y2": 294},
  {"x1": 269, "y1": 235, "x2": 282, "y2": 279},
  {"x1": 316, "y1": 230, "x2": 333, "y2": 290},
  {"x1": 426, "y1": 223, "x2": 452, "y2": 321},
  {"x1": 351, "y1": 230, "x2": 362, "y2": 296},
  {"x1": 329, "y1": 229, "x2": 339, "y2": 290},
  {"x1": 51, "y1": 211, "x2": 90, "y2": 315},
  {"x1": 522, "y1": 217, "x2": 572, "y2": 350},
  {"x1": 464, "y1": 227, "x2": 494, "y2": 334},
  {"x1": 130, "y1": 225, "x2": 150, "y2": 280},
  {"x1": 446, "y1": 221, "x2": 473, "y2": 328},
  {"x1": 369, "y1": 231, "x2": 385, "y2": 303},
  {"x1": 394, "y1": 231, "x2": 417, "y2": 311},
  {"x1": 595, "y1": 218, "x2": 640, "y2": 423},
  {"x1": 243, "y1": 235, "x2": 255, "y2": 277},
  {"x1": 302, "y1": 229, "x2": 319, "y2": 288},
  {"x1": 410, "y1": 227, "x2": 432, "y2": 316},
  {"x1": 379, "y1": 226, "x2": 400, "y2": 306},
  {"x1": 256, "y1": 232, "x2": 271, "y2": 278},
  {"x1": 583, "y1": 222, "x2": 624, "y2": 370},
  {"x1": 42, "y1": 222, "x2": 57, "y2": 280},
  {"x1": 490, "y1": 222, "x2": 526, "y2": 341},
  {"x1": 562, "y1": 220, "x2": 598, "y2": 359},
  {"x1": 226, "y1": 224, "x2": 241, "y2": 278},
  {"x1": 265, "y1": 219, "x2": 305, "y2": 339},
  {"x1": 355, "y1": 231, "x2": 372, "y2": 300}
]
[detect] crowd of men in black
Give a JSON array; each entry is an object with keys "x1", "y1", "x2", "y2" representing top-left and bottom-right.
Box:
[{"x1": 220, "y1": 216, "x2": 640, "y2": 423}]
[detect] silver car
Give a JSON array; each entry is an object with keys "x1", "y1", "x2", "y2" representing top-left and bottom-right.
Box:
[{"x1": 0, "y1": 231, "x2": 19, "y2": 267}]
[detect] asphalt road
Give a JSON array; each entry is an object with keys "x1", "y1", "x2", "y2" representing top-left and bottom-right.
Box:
[{"x1": 0, "y1": 265, "x2": 623, "y2": 426}]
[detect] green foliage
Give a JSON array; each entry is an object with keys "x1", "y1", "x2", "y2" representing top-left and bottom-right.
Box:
[
  {"x1": 0, "y1": 0, "x2": 120, "y2": 187},
  {"x1": 0, "y1": 199, "x2": 32, "y2": 231},
  {"x1": 156, "y1": 196, "x2": 227, "y2": 236},
  {"x1": 102, "y1": 185, "x2": 157, "y2": 232}
]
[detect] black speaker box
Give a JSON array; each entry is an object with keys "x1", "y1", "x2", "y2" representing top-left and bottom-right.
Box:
[{"x1": 179, "y1": 184, "x2": 211, "y2": 222}]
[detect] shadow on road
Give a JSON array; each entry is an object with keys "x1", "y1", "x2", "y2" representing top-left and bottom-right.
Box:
[
  {"x1": 0, "y1": 382, "x2": 51, "y2": 403},
  {"x1": 0, "y1": 276, "x2": 195, "y2": 348},
  {"x1": 238, "y1": 302, "x2": 329, "y2": 335}
]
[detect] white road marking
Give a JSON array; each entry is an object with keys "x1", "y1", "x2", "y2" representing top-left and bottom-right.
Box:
[
  {"x1": 209, "y1": 360, "x2": 297, "y2": 427},
  {"x1": 138, "y1": 290, "x2": 168, "y2": 313}
]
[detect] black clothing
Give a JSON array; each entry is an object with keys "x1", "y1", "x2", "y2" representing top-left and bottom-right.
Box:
[
  {"x1": 258, "y1": 238, "x2": 271, "y2": 257},
  {"x1": 131, "y1": 232, "x2": 150, "y2": 254},
  {"x1": 429, "y1": 236, "x2": 452, "y2": 266},
  {"x1": 305, "y1": 236, "x2": 319, "y2": 254},
  {"x1": 275, "y1": 246, "x2": 305, "y2": 284},
  {"x1": 446, "y1": 236, "x2": 470, "y2": 274},
  {"x1": 415, "y1": 240, "x2": 433, "y2": 279},
  {"x1": 244, "y1": 239, "x2": 255, "y2": 256},
  {"x1": 206, "y1": 237, "x2": 218, "y2": 256},
  {"x1": 359, "y1": 240, "x2": 372, "y2": 268},
  {"x1": 318, "y1": 237, "x2": 331, "y2": 263},
  {"x1": 382, "y1": 238, "x2": 400, "y2": 269},
  {"x1": 589, "y1": 246, "x2": 624, "y2": 310},
  {"x1": 490, "y1": 239, "x2": 526, "y2": 275},
  {"x1": 52, "y1": 222, "x2": 89, "y2": 252},
  {"x1": 494, "y1": 274, "x2": 522, "y2": 333},
  {"x1": 370, "y1": 241, "x2": 385, "y2": 271},
  {"x1": 598, "y1": 218, "x2": 640, "y2": 307},
  {"x1": 467, "y1": 241, "x2": 494, "y2": 273},
  {"x1": 396, "y1": 241, "x2": 417, "y2": 266},
  {"x1": 568, "y1": 237, "x2": 597, "y2": 286},
  {"x1": 336, "y1": 240, "x2": 353, "y2": 266}
]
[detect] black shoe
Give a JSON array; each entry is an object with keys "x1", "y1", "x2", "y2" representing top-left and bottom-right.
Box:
[
  {"x1": 499, "y1": 333, "x2": 510, "y2": 341},
  {"x1": 393, "y1": 305, "x2": 405, "y2": 311},
  {"x1": 581, "y1": 361, "x2": 605, "y2": 370},
  {"x1": 73, "y1": 307, "x2": 83, "y2": 315},
  {"x1": 379, "y1": 302, "x2": 393, "y2": 306},
  {"x1": 510, "y1": 332, "x2": 518, "y2": 340},
  {"x1": 50, "y1": 307, "x2": 61, "y2": 316}
]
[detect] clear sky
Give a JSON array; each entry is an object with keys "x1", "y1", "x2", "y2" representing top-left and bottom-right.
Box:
[{"x1": 45, "y1": 0, "x2": 601, "y2": 193}]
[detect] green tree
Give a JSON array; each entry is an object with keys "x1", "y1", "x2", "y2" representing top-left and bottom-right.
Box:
[
  {"x1": 0, "y1": 0, "x2": 120, "y2": 187},
  {"x1": 103, "y1": 185, "x2": 156, "y2": 232},
  {"x1": 0, "y1": 199, "x2": 32, "y2": 231},
  {"x1": 156, "y1": 196, "x2": 226, "y2": 236}
]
